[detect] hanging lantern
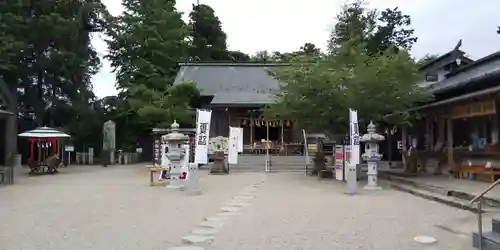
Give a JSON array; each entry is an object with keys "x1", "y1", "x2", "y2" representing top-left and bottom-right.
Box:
[
  {"x1": 285, "y1": 120, "x2": 291, "y2": 127},
  {"x1": 242, "y1": 119, "x2": 247, "y2": 126}
]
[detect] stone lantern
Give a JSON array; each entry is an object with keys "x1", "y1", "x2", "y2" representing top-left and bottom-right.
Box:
[
  {"x1": 162, "y1": 121, "x2": 189, "y2": 189},
  {"x1": 360, "y1": 121, "x2": 385, "y2": 190}
]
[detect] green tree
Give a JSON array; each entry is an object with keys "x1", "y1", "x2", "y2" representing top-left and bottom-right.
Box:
[
  {"x1": 267, "y1": 46, "x2": 430, "y2": 133},
  {"x1": 107, "y1": 0, "x2": 199, "y2": 133},
  {"x1": 188, "y1": 4, "x2": 228, "y2": 60},
  {"x1": 252, "y1": 50, "x2": 272, "y2": 61},
  {"x1": 228, "y1": 50, "x2": 251, "y2": 61},
  {"x1": 0, "y1": 1, "x2": 111, "y2": 159},
  {"x1": 266, "y1": 2, "x2": 430, "y2": 133},
  {"x1": 417, "y1": 54, "x2": 440, "y2": 68},
  {"x1": 251, "y1": 43, "x2": 321, "y2": 62},
  {"x1": 328, "y1": 0, "x2": 417, "y2": 55}
]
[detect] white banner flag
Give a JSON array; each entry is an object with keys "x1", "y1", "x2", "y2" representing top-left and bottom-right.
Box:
[
  {"x1": 194, "y1": 109, "x2": 212, "y2": 164},
  {"x1": 349, "y1": 109, "x2": 360, "y2": 165},
  {"x1": 346, "y1": 109, "x2": 359, "y2": 194},
  {"x1": 228, "y1": 127, "x2": 239, "y2": 164},
  {"x1": 237, "y1": 128, "x2": 243, "y2": 153}
]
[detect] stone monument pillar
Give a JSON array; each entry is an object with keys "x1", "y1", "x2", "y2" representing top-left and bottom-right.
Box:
[
  {"x1": 185, "y1": 162, "x2": 202, "y2": 195},
  {"x1": 102, "y1": 120, "x2": 116, "y2": 165},
  {"x1": 163, "y1": 121, "x2": 189, "y2": 189},
  {"x1": 360, "y1": 121, "x2": 385, "y2": 190},
  {"x1": 88, "y1": 147, "x2": 94, "y2": 165}
]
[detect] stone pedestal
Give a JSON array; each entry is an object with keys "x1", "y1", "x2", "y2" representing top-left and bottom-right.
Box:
[
  {"x1": 210, "y1": 151, "x2": 228, "y2": 175},
  {"x1": 364, "y1": 161, "x2": 381, "y2": 190},
  {"x1": 110, "y1": 151, "x2": 115, "y2": 164}
]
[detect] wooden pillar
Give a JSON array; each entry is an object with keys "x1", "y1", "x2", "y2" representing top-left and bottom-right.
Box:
[
  {"x1": 401, "y1": 126, "x2": 408, "y2": 170},
  {"x1": 446, "y1": 117, "x2": 454, "y2": 170},
  {"x1": 387, "y1": 131, "x2": 392, "y2": 165},
  {"x1": 437, "y1": 115, "x2": 445, "y2": 145},
  {"x1": 280, "y1": 121, "x2": 284, "y2": 145},
  {"x1": 250, "y1": 117, "x2": 254, "y2": 145},
  {"x1": 425, "y1": 116, "x2": 431, "y2": 151},
  {"x1": 266, "y1": 120, "x2": 270, "y2": 155},
  {"x1": 429, "y1": 115, "x2": 435, "y2": 151},
  {"x1": 266, "y1": 120, "x2": 270, "y2": 143}
]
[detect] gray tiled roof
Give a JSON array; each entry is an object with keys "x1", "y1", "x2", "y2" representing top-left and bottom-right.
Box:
[
  {"x1": 419, "y1": 49, "x2": 469, "y2": 72},
  {"x1": 210, "y1": 92, "x2": 276, "y2": 105},
  {"x1": 431, "y1": 51, "x2": 500, "y2": 93},
  {"x1": 174, "y1": 62, "x2": 284, "y2": 105}
]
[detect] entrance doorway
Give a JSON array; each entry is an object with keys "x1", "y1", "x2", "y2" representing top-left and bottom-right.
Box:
[{"x1": 254, "y1": 126, "x2": 279, "y2": 141}]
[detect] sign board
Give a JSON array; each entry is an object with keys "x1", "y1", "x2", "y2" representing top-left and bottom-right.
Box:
[
  {"x1": 194, "y1": 109, "x2": 212, "y2": 164},
  {"x1": 64, "y1": 145, "x2": 74, "y2": 152},
  {"x1": 228, "y1": 127, "x2": 239, "y2": 164},
  {"x1": 451, "y1": 99, "x2": 496, "y2": 119},
  {"x1": 302, "y1": 129, "x2": 312, "y2": 165},
  {"x1": 335, "y1": 145, "x2": 345, "y2": 181},
  {"x1": 307, "y1": 144, "x2": 317, "y2": 153}
]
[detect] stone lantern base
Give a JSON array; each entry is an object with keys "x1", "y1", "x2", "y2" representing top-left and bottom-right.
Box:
[
  {"x1": 209, "y1": 151, "x2": 229, "y2": 175},
  {"x1": 363, "y1": 161, "x2": 382, "y2": 190}
]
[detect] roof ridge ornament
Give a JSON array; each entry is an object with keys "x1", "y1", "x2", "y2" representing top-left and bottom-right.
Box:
[{"x1": 453, "y1": 39, "x2": 462, "y2": 51}]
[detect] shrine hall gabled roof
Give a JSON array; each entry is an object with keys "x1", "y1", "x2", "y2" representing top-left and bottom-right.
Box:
[
  {"x1": 431, "y1": 51, "x2": 500, "y2": 93},
  {"x1": 173, "y1": 62, "x2": 286, "y2": 106}
]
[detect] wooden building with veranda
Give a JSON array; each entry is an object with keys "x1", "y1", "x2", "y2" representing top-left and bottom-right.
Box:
[
  {"x1": 173, "y1": 62, "x2": 303, "y2": 155},
  {"x1": 402, "y1": 46, "x2": 500, "y2": 182}
]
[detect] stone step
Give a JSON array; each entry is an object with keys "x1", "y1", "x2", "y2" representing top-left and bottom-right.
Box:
[
  {"x1": 473, "y1": 231, "x2": 500, "y2": 250},
  {"x1": 228, "y1": 167, "x2": 306, "y2": 173},
  {"x1": 493, "y1": 219, "x2": 500, "y2": 234},
  {"x1": 385, "y1": 175, "x2": 500, "y2": 209},
  {"x1": 390, "y1": 183, "x2": 492, "y2": 213}
]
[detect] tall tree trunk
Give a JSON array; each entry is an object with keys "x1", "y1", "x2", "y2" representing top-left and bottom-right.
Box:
[
  {"x1": 5, "y1": 94, "x2": 17, "y2": 166},
  {"x1": 0, "y1": 77, "x2": 18, "y2": 166},
  {"x1": 35, "y1": 71, "x2": 45, "y2": 126}
]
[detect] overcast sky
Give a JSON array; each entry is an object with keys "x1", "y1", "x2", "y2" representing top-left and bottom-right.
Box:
[{"x1": 91, "y1": 0, "x2": 500, "y2": 98}]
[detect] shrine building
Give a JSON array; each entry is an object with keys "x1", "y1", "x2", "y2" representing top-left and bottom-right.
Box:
[
  {"x1": 398, "y1": 44, "x2": 500, "y2": 182},
  {"x1": 173, "y1": 62, "x2": 301, "y2": 154}
]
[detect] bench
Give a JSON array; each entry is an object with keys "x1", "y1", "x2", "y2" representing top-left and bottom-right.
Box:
[
  {"x1": 459, "y1": 162, "x2": 500, "y2": 183},
  {"x1": 28, "y1": 156, "x2": 62, "y2": 175},
  {"x1": 148, "y1": 167, "x2": 169, "y2": 186}
]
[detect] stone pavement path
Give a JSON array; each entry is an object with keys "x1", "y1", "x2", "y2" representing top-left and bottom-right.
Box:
[
  {"x1": 0, "y1": 164, "x2": 261, "y2": 250},
  {"x1": 205, "y1": 173, "x2": 476, "y2": 250},
  {"x1": 0, "y1": 165, "x2": 480, "y2": 250}
]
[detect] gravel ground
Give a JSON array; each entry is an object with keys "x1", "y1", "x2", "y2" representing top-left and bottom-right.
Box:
[
  {"x1": 0, "y1": 164, "x2": 261, "y2": 250},
  {"x1": 207, "y1": 173, "x2": 476, "y2": 250},
  {"x1": 0, "y1": 165, "x2": 481, "y2": 250}
]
